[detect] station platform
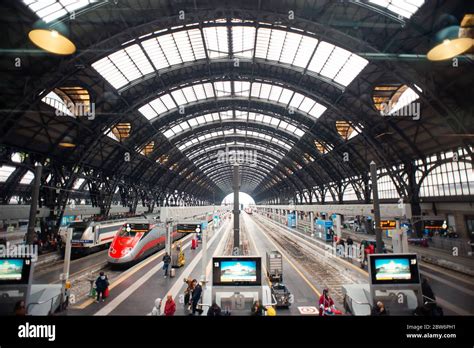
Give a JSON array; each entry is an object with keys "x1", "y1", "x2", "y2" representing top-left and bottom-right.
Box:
[
  {"x1": 66, "y1": 214, "x2": 337, "y2": 316},
  {"x1": 257, "y1": 212, "x2": 474, "y2": 316}
]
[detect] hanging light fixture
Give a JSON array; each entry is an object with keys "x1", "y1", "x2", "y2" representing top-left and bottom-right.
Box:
[
  {"x1": 59, "y1": 136, "x2": 76, "y2": 148},
  {"x1": 28, "y1": 20, "x2": 76, "y2": 55},
  {"x1": 427, "y1": 14, "x2": 473, "y2": 61}
]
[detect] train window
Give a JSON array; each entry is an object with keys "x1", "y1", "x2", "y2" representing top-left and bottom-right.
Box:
[
  {"x1": 118, "y1": 223, "x2": 150, "y2": 237},
  {"x1": 69, "y1": 222, "x2": 88, "y2": 240}
]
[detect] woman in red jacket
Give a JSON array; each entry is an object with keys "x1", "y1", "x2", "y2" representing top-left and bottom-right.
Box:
[
  {"x1": 319, "y1": 288, "x2": 335, "y2": 316},
  {"x1": 164, "y1": 294, "x2": 176, "y2": 316}
]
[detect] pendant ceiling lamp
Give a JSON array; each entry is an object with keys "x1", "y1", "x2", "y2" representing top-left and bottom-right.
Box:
[
  {"x1": 28, "y1": 20, "x2": 76, "y2": 55},
  {"x1": 58, "y1": 136, "x2": 76, "y2": 148},
  {"x1": 427, "y1": 14, "x2": 473, "y2": 61}
]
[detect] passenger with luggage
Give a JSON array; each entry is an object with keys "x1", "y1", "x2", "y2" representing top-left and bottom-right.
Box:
[
  {"x1": 319, "y1": 288, "x2": 339, "y2": 316},
  {"x1": 162, "y1": 252, "x2": 171, "y2": 278},
  {"x1": 95, "y1": 271, "x2": 109, "y2": 303},
  {"x1": 191, "y1": 279, "x2": 203, "y2": 315},
  {"x1": 191, "y1": 236, "x2": 198, "y2": 250},
  {"x1": 207, "y1": 302, "x2": 222, "y2": 316},
  {"x1": 164, "y1": 294, "x2": 176, "y2": 316}
]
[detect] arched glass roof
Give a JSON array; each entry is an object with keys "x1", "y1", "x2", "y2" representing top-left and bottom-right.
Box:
[
  {"x1": 163, "y1": 111, "x2": 306, "y2": 139},
  {"x1": 138, "y1": 80, "x2": 327, "y2": 121},
  {"x1": 177, "y1": 128, "x2": 293, "y2": 152},
  {"x1": 92, "y1": 23, "x2": 368, "y2": 90}
]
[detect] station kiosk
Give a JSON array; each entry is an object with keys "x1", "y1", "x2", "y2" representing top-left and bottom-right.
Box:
[
  {"x1": 342, "y1": 253, "x2": 423, "y2": 315},
  {"x1": 201, "y1": 256, "x2": 274, "y2": 315}
]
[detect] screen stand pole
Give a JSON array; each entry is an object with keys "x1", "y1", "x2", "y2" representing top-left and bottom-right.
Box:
[
  {"x1": 370, "y1": 161, "x2": 383, "y2": 254},
  {"x1": 232, "y1": 164, "x2": 240, "y2": 255}
]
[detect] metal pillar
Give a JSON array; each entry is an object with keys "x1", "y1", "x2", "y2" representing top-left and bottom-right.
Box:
[
  {"x1": 310, "y1": 212, "x2": 315, "y2": 234},
  {"x1": 370, "y1": 161, "x2": 383, "y2": 253},
  {"x1": 232, "y1": 165, "x2": 240, "y2": 254},
  {"x1": 165, "y1": 218, "x2": 173, "y2": 255},
  {"x1": 26, "y1": 164, "x2": 42, "y2": 244}
]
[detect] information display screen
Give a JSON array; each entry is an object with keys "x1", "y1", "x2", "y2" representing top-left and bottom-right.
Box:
[
  {"x1": 176, "y1": 224, "x2": 201, "y2": 233},
  {"x1": 369, "y1": 254, "x2": 420, "y2": 285},
  {"x1": 212, "y1": 257, "x2": 261, "y2": 286},
  {"x1": 0, "y1": 259, "x2": 23, "y2": 281},
  {"x1": 0, "y1": 258, "x2": 32, "y2": 284}
]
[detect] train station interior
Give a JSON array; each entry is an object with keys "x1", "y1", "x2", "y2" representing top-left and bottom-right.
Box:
[{"x1": 0, "y1": 0, "x2": 473, "y2": 345}]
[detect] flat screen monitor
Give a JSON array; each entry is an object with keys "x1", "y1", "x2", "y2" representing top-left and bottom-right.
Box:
[
  {"x1": 0, "y1": 258, "x2": 32, "y2": 284},
  {"x1": 369, "y1": 254, "x2": 420, "y2": 285},
  {"x1": 212, "y1": 257, "x2": 261, "y2": 286}
]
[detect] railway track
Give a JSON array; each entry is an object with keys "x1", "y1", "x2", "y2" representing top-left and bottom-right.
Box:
[{"x1": 251, "y1": 214, "x2": 362, "y2": 307}]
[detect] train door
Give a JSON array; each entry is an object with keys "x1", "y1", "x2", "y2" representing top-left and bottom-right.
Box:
[{"x1": 94, "y1": 226, "x2": 99, "y2": 245}]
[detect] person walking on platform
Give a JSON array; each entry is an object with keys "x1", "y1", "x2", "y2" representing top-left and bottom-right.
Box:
[
  {"x1": 162, "y1": 252, "x2": 171, "y2": 278},
  {"x1": 251, "y1": 300, "x2": 266, "y2": 316},
  {"x1": 183, "y1": 277, "x2": 193, "y2": 310},
  {"x1": 207, "y1": 302, "x2": 222, "y2": 316},
  {"x1": 191, "y1": 279, "x2": 203, "y2": 315},
  {"x1": 95, "y1": 271, "x2": 109, "y2": 303},
  {"x1": 164, "y1": 294, "x2": 176, "y2": 316},
  {"x1": 150, "y1": 298, "x2": 162, "y2": 316}
]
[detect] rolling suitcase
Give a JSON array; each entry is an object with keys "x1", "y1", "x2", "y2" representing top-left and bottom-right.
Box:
[{"x1": 170, "y1": 268, "x2": 176, "y2": 278}]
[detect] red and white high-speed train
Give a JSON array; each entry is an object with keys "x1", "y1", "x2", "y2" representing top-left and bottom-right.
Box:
[{"x1": 107, "y1": 220, "x2": 183, "y2": 265}]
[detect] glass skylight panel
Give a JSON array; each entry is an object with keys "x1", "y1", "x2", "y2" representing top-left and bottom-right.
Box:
[
  {"x1": 92, "y1": 57, "x2": 128, "y2": 89},
  {"x1": 171, "y1": 89, "x2": 187, "y2": 106},
  {"x1": 11, "y1": 153, "x2": 22, "y2": 163},
  {"x1": 232, "y1": 27, "x2": 255, "y2": 58},
  {"x1": 234, "y1": 81, "x2": 250, "y2": 97},
  {"x1": 160, "y1": 94, "x2": 176, "y2": 110},
  {"x1": 203, "y1": 27, "x2": 228, "y2": 58},
  {"x1": 368, "y1": 0, "x2": 425, "y2": 19},
  {"x1": 0, "y1": 166, "x2": 16, "y2": 182},
  {"x1": 319, "y1": 46, "x2": 351, "y2": 80},
  {"x1": 289, "y1": 92, "x2": 305, "y2": 109},
  {"x1": 307, "y1": 41, "x2": 334, "y2": 74},
  {"x1": 23, "y1": 0, "x2": 93, "y2": 23},
  {"x1": 387, "y1": 87, "x2": 420, "y2": 114},
  {"x1": 214, "y1": 81, "x2": 232, "y2": 97},
  {"x1": 308, "y1": 103, "x2": 327, "y2": 118},
  {"x1": 108, "y1": 49, "x2": 141, "y2": 82},
  {"x1": 73, "y1": 178, "x2": 85, "y2": 190},
  {"x1": 163, "y1": 129, "x2": 174, "y2": 138},
  {"x1": 141, "y1": 37, "x2": 170, "y2": 69},
  {"x1": 124, "y1": 45, "x2": 154, "y2": 76},
  {"x1": 333, "y1": 54, "x2": 369, "y2": 87},
  {"x1": 41, "y1": 91, "x2": 74, "y2": 116},
  {"x1": 19, "y1": 171, "x2": 35, "y2": 185}
]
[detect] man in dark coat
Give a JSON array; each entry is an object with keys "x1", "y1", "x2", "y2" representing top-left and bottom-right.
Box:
[{"x1": 191, "y1": 279, "x2": 203, "y2": 315}]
